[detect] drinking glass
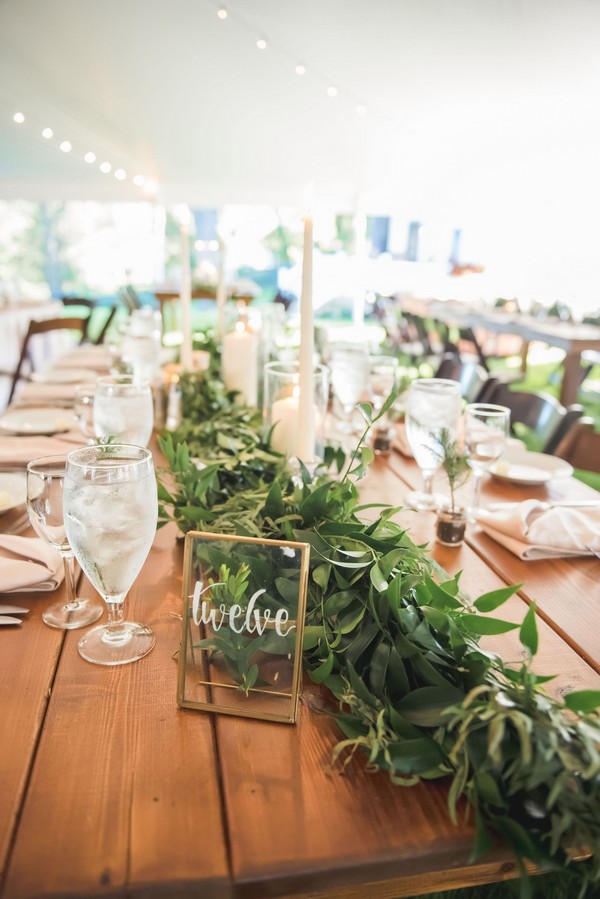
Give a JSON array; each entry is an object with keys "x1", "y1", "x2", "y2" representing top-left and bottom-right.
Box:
[
  {"x1": 73, "y1": 382, "x2": 97, "y2": 444},
  {"x1": 93, "y1": 375, "x2": 153, "y2": 447},
  {"x1": 369, "y1": 354, "x2": 399, "y2": 414},
  {"x1": 63, "y1": 444, "x2": 158, "y2": 666},
  {"x1": 330, "y1": 347, "x2": 370, "y2": 434},
  {"x1": 465, "y1": 402, "x2": 511, "y2": 512},
  {"x1": 26, "y1": 454, "x2": 104, "y2": 630},
  {"x1": 404, "y1": 378, "x2": 462, "y2": 510}
]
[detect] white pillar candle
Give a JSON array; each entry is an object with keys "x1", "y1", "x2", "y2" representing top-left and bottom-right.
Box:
[
  {"x1": 270, "y1": 392, "x2": 299, "y2": 456},
  {"x1": 297, "y1": 212, "x2": 315, "y2": 462},
  {"x1": 222, "y1": 321, "x2": 258, "y2": 406},
  {"x1": 180, "y1": 222, "x2": 193, "y2": 371},
  {"x1": 216, "y1": 237, "x2": 227, "y2": 344}
]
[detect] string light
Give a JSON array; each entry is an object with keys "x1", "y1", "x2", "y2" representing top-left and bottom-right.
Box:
[
  {"x1": 59, "y1": 140, "x2": 72, "y2": 153},
  {"x1": 133, "y1": 174, "x2": 145, "y2": 186},
  {"x1": 256, "y1": 38, "x2": 267, "y2": 50},
  {"x1": 114, "y1": 168, "x2": 126, "y2": 180},
  {"x1": 84, "y1": 151, "x2": 96, "y2": 163},
  {"x1": 42, "y1": 127, "x2": 53, "y2": 139},
  {"x1": 295, "y1": 64, "x2": 306, "y2": 76},
  {"x1": 356, "y1": 104, "x2": 367, "y2": 116},
  {"x1": 327, "y1": 86, "x2": 338, "y2": 98},
  {"x1": 217, "y1": 7, "x2": 227, "y2": 19},
  {"x1": 99, "y1": 161, "x2": 112, "y2": 173},
  {"x1": 13, "y1": 112, "x2": 25, "y2": 124}
]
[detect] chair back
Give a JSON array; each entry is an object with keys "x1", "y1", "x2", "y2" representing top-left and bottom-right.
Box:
[
  {"x1": 434, "y1": 352, "x2": 490, "y2": 403},
  {"x1": 553, "y1": 417, "x2": 600, "y2": 472},
  {"x1": 61, "y1": 297, "x2": 118, "y2": 345},
  {"x1": 8, "y1": 316, "x2": 87, "y2": 404},
  {"x1": 484, "y1": 382, "x2": 567, "y2": 453}
]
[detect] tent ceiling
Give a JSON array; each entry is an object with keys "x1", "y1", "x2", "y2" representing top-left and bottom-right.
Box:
[{"x1": 1, "y1": 0, "x2": 600, "y2": 217}]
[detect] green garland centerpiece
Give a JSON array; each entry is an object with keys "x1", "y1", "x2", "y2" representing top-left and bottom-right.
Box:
[{"x1": 157, "y1": 364, "x2": 600, "y2": 896}]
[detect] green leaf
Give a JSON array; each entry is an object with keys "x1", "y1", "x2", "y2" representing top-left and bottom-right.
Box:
[
  {"x1": 563, "y1": 689, "x2": 600, "y2": 713},
  {"x1": 473, "y1": 584, "x2": 522, "y2": 613},
  {"x1": 302, "y1": 626, "x2": 323, "y2": 650},
  {"x1": 519, "y1": 603, "x2": 538, "y2": 657},
  {"x1": 309, "y1": 652, "x2": 335, "y2": 684},
  {"x1": 397, "y1": 685, "x2": 465, "y2": 726},
  {"x1": 387, "y1": 736, "x2": 445, "y2": 774},
  {"x1": 369, "y1": 561, "x2": 388, "y2": 593},
  {"x1": 460, "y1": 614, "x2": 519, "y2": 636}
]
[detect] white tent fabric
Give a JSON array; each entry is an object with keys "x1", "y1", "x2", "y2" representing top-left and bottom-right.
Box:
[{"x1": 1, "y1": 0, "x2": 600, "y2": 221}]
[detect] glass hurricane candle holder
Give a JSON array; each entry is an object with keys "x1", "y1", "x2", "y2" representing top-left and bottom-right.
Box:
[{"x1": 263, "y1": 361, "x2": 329, "y2": 465}]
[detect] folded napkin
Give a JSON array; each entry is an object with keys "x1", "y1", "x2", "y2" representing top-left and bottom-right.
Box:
[
  {"x1": 17, "y1": 382, "x2": 78, "y2": 403},
  {"x1": 476, "y1": 500, "x2": 600, "y2": 560},
  {"x1": 0, "y1": 431, "x2": 86, "y2": 467},
  {"x1": 54, "y1": 346, "x2": 112, "y2": 371},
  {"x1": 0, "y1": 535, "x2": 64, "y2": 592}
]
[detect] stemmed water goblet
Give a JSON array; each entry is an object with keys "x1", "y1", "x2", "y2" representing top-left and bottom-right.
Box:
[
  {"x1": 73, "y1": 382, "x2": 97, "y2": 444},
  {"x1": 26, "y1": 454, "x2": 104, "y2": 630},
  {"x1": 93, "y1": 374, "x2": 154, "y2": 447},
  {"x1": 330, "y1": 347, "x2": 371, "y2": 437},
  {"x1": 464, "y1": 402, "x2": 511, "y2": 514},
  {"x1": 404, "y1": 378, "x2": 462, "y2": 510},
  {"x1": 63, "y1": 443, "x2": 158, "y2": 665}
]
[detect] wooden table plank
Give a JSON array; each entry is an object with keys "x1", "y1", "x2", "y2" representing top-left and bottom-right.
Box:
[
  {"x1": 2, "y1": 524, "x2": 231, "y2": 899},
  {"x1": 0, "y1": 581, "x2": 64, "y2": 888},
  {"x1": 214, "y1": 460, "x2": 600, "y2": 899}
]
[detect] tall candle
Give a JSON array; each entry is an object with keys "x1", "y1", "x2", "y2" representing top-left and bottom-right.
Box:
[
  {"x1": 180, "y1": 222, "x2": 193, "y2": 371},
  {"x1": 297, "y1": 212, "x2": 314, "y2": 462},
  {"x1": 222, "y1": 320, "x2": 258, "y2": 406},
  {"x1": 216, "y1": 237, "x2": 227, "y2": 343}
]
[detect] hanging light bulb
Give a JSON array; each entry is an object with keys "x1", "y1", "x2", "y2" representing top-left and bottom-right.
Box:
[
  {"x1": 42, "y1": 127, "x2": 53, "y2": 139},
  {"x1": 256, "y1": 38, "x2": 267, "y2": 50},
  {"x1": 60, "y1": 140, "x2": 72, "y2": 153},
  {"x1": 327, "y1": 86, "x2": 338, "y2": 98},
  {"x1": 217, "y1": 7, "x2": 227, "y2": 19},
  {"x1": 84, "y1": 151, "x2": 96, "y2": 163},
  {"x1": 99, "y1": 161, "x2": 112, "y2": 173},
  {"x1": 295, "y1": 64, "x2": 306, "y2": 76},
  {"x1": 13, "y1": 112, "x2": 25, "y2": 124}
]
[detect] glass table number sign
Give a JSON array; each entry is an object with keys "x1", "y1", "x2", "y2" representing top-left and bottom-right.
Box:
[{"x1": 178, "y1": 531, "x2": 309, "y2": 724}]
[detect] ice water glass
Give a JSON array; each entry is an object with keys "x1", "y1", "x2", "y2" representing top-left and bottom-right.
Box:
[
  {"x1": 73, "y1": 382, "x2": 97, "y2": 444},
  {"x1": 64, "y1": 444, "x2": 158, "y2": 666},
  {"x1": 93, "y1": 375, "x2": 153, "y2": 447},
  {"x1": 404, "y1": 378, "x2": 462, "y2": 510},
  {"x1": 330, "y1": 347, "x2": 370, "y2": 435},
  {"x1": 26, "y1": 454, "x2": 104, "y2": 630},
  {"x1": 465, "y1": 402, "x2": 511, "y2": 512}
]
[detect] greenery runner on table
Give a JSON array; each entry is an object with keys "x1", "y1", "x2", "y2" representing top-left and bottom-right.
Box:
[{"x1": 157, "y1": 349, "x2": 600, "y2": 898}]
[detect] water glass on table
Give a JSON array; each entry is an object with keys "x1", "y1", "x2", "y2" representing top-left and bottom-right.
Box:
[
  {"x1": 93, "y1": 375, "x2": 153, "y2": 447},
  {"x1": 464, "y1": 402, "x2": 511, "y2": 513},
  {"x1": 330, "y1": 347, "x2": 371, "y2": 436},
  {"x1": 404, "y1": 378, "x2": 462, "y2": 510},
  {"x1": 26, "y1": 454, "x2": 104, "y2": 629},
  {"x1": 63, "y1": 444, "x2": 158, "y2": 665},
  {"x1": 73, "y1": 382, "x2": 97, "y2": 444}
]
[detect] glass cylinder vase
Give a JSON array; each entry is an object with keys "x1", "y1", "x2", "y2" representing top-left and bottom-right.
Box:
[{"x1": 263, "y1": 361, "x2": 329, "y2": 465}]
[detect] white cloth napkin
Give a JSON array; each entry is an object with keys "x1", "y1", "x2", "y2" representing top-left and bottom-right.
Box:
[
  {"x1": 476, "y1": 500, "x2": 600, "y2": 560},
  {"x1": 0, "y1": 535, "x2": 64, "y2": 592},
  {"x1": 0, "y1": 431, "x2": 86, "y2": 467}
]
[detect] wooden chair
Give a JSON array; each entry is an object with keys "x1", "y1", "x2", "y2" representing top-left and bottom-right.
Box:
[
  {"x1": 553, "y1": 417, "x2": 600, "y2": 472},
  {"x1": 433, "y1": 352, "x2": 490, "y2": 403},
  {"x1": 61, "y1": 297, "x2": 118, "y2": 345},
  {"x1": 7, "y1": 316, "x2": 87, "y2": 404},
  {"x1": 484, "y1": 382, "x2": 573, "y2": 453}
]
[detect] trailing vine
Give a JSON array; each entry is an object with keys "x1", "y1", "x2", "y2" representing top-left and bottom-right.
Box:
[{"x1": 157, "y1": 368, "x2": 600, "y2": 897}]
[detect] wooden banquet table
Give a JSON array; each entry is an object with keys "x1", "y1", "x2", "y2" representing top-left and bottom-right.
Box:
[
  {"x1": 399, "y1": 295, "x2": 600, "y2": 406},
  {"x1": 1, "y1": 421, "x2": 600, "y2": 897}
]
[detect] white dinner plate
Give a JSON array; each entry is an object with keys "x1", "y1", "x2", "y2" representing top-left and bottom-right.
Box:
[
  {"x1": 0, "y1": 473, "x2": 27, "y2": 514},
  {"x1": 30, "y1": 368, "x2": 97, "y2": 385},
  {"x1": 490, "y1": 449, "x2": 574, "y2": 485},
  {"x1": 0, "y1": 407, "x2": 77, "y2": 436}
]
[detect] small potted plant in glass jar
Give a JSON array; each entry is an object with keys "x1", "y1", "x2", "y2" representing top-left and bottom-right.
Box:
[{"x1": 434, "y1": 428, "x2": 470, "y2": 547}]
